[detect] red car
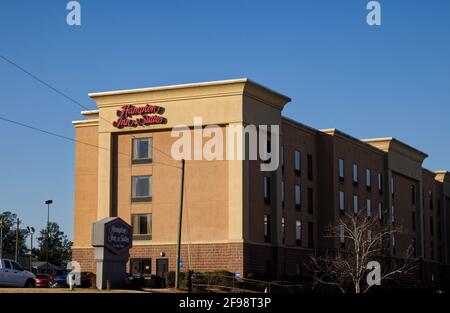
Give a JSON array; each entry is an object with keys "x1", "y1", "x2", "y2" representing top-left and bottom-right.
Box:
[{"x1": 35, "y1": 274, "x2": 52, "y2": 288}]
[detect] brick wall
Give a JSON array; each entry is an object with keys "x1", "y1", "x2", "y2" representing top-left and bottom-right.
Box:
[
  {"x1": 72, "y1": 242, "x2": 244, "y2": 276},
  {"x1": 72, "y1": 248, "x2": 95, "y2": 273}
]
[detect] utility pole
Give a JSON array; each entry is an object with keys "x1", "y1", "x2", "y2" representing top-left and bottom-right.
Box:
[
  {"x1": 15, "y1": 218, "x2": 19, "y2": 262},
  {"x1": 175, "y1": 159, "x2": 185, "y2": 289},
  {"x1": 0, "y1": 217, "x2": 3, "y2": 260}
]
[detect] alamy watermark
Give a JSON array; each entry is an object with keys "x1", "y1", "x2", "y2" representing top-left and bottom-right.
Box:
[
  {"x1": 170, "y1": 117, "x2": 280, "y2": 172},
  {"x1": 66, "y1": 1, "x2": 81, "y2": 26}
]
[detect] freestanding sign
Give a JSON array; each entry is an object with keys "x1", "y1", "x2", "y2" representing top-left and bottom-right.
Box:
[{"x1": 92, "y1": 217, "x2": 132, "y2": 290}]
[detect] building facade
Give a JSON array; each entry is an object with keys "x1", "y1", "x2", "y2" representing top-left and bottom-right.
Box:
[{"x1": 72, "y1": 79, "x2": 450, "y2": 286}]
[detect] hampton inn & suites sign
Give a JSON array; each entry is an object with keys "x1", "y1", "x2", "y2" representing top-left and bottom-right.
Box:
[{"x1": 113, "y1": 104, "x2": 166, "y2": 129}]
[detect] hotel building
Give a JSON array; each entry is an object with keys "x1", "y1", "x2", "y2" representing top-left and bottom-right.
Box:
[{"x1": 72, "y1": 78, "x2": 450, "y2": 286}]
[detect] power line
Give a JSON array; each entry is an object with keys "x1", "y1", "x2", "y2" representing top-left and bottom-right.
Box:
[
  {"x1": 0, "y1": 53, "x2": 179, "y2": 163},
  {"x1": 0, "y1": 115, "x2": 181, "y2": 170}
]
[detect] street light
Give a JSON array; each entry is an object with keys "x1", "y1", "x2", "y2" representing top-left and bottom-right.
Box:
[
  {"x1": 45, "y1": 200, "x2": 53, "y2": 274},
  {"x1": 27, "y1": 226, "x2": 35, "y2": 272}
]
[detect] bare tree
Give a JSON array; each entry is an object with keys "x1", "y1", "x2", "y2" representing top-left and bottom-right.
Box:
[{"x1": 309, "y1": 209, "x2": 417, "y2": 293}]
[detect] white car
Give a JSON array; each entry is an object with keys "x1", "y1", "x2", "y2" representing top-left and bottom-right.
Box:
[{"x1": 0, "y1": 259, "x2": 36, "y2": 287}]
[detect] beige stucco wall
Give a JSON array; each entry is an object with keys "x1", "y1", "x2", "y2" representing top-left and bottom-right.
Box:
[{"x1": 73, "y1": 122, "x2": 99, "y2": 248}]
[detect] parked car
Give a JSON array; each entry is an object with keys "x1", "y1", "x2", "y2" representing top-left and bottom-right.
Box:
[
  {"x1": 49, "y1": 274, "x2": 68, "y2": 288},
  {"x1": 35, "y1": 274, "x2": 52, "y2": 288},
  {"x1": 0, "y1": 258, "x2": 36, "y2": 288}
]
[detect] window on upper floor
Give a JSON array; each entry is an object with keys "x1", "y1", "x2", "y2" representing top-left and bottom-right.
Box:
[
  {"x1": 132, "y1": 176, "x2": 152, "y2": 202},
  {"x1": 378, "y1": 202, "x2": 383, "y2": 224},
  {"x1": 411, "y1": 185, "x2": 416, "y2": 205},
  {"x1": 339, "y1": 191, "x2": 345, "y2": 214},
  {"x1": 294, "y1": 150, "x2": 301, "y2": 176},
  {"x1": 307, "y1": 188, "x2": 313, "y2": 214},
  {"x1": 263, "y1": 176, "x2": 271, "y2": 204},
  {"x1": 353, "y1": 195, "x2": 359, "y2": 214},
  {"x1": 264, "y1": 214, "x2": 271, "y2": 243},
  {"x1": 295, "y1": 184, "x2": 301, "y2": 210},
  {"x1": 339, "y1": 159, "x2": 345, "y2": 182},
  {"x1": 132, "y1": 138, "x2": 153, "y2": 164},
  {"x1": 377, "y1": 173, "x2": 383, "y2": 194},
  {"x1": 353, "y1": 163, "x2": 359, "y2": 185},
  {"x1": 429, "y1": 192, "x2": 434, "y2": 211},
  {"x1": 366, "y1": 169, "x2": 372, "y2": 191},
  {"x1": 307, "y1": 154, "x2": 313, "y2": 180}
]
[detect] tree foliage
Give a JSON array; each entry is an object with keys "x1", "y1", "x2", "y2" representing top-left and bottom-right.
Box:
[{"x1": 36, "y1": 222, "x2": 72, "y2": 266}]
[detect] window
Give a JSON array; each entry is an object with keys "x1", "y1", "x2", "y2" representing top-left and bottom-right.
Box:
[
  {"x1": 281, "y1": 145, "x2": 285, "y2": 172},
  {"x1": 281, "y1": 181, "x2": 285, "y2": 208},
  {"x1": 431, "y1": 241, "x2": 435, "y2": 260},
  {"x1": 367, "y1": 199, "x2": 372, "y2": 218},
  {"x1": 391, "y1": 205, "x2": 395, "y2": 225},
  {"x1": 339, "y1": 224, "x2": 345, "y2": 247},
  {"x1": 438, "y1": 200, "x2": 441, "y2": 217},
  {"x1": 339, "y1": 191, "x2": 345, "y2": 214},
  {"x1": 391, "y1": 176, "x2": 395, "y2": 196},
  {"x1": 378, "y1": 202, "x2": 383, "y2": 224},
  {"x1": 262, "y1": 139, "x2": 271, "y2": 163},
  {"x1": 307, "y1": 188, "x2": 313, "y2": 214},
  {"x1": 130, "y1": 258, "x2": 152, "y2": 277},
  {"x1": 308, "y1": 222, "x2": 314, "y2": 248},
  {"x1": 11, "y1": 261, "x2": 23, "y2": 271},
  {"x1": 281, "y1": 217, "x2": 286, "y2": 244},
  {"x1": 429, "y1": 192, "x2": 434, "y2": 210},
  {"x1": 264, "y1": 176, "x2": 271, "y2": 204},
  {"x1": 392, "y1": 234, "x2": 396, "y2": 255},
  {"x1": 3, "y1": 260, "x2": 11, "y2": 269},
  {"x1": 264, "y1": 214, "x2": 271, "y2": 242},
  {"x1": 366, "y1": 169, "x2": 371, "y2": 191},
  {"x1": 412, "y1": 239, "x2": 417, "y2": 258},
  {"x1": 430, "y1": 216, "x2": 434, "y2": 236},
  {"x1": 411, "y1": 185, "x2": 416, "y2": 205},
  {"x1": 295, "y1": 184, "x2": 301, "y2": 210},
  {"x1": 132, "y1": 176, "x2": 152, "y2": 202},
  {"x1": 295, "y1": 150, "x2": 301, "y2": 176},
  {"x1": 296, "y1": 220, "x2": 302, "y2": 245},
  {"x1": 352, "y1": 163, "x2": 359, "y2": 185},
  {"x1": 377, "y1": 173, "x2": 383, "y2": 194},
  {"x1": 339, "y1": 159, "x2": 345, "y2": 181},
  {"x1": 132, "y1": 138, "x2": 153, "y2": 164},
  {"x1": 367, "y1": 230, "x2": 372, "y2": 241},
  {"x1": 132, "y1": 214, "x2": 152, "y2": 240},
  {"x1": 353, "y1": 195, "x2": 359, "y2": 214},
  {"x1": 412, "y1": 211, "x2": 416, "y2": 232},
  {"x1": 307, "y1": 154, "x2": 313, "y2": 180}
]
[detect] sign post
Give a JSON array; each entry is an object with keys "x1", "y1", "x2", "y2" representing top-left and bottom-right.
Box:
[{"x1": 92, "y1": 217, "x2": 132, "y2": 290}]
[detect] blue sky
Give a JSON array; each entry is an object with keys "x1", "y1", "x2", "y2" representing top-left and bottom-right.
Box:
[{"x1": 0, "y1": 0, "x2": 449, "y2": 243}]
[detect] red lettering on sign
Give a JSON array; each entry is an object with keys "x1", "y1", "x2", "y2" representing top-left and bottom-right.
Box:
[{"x1": 112, "y1": 104, "x2": 166, "y2": 129}]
